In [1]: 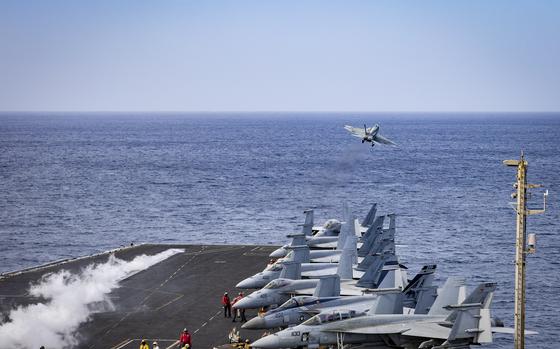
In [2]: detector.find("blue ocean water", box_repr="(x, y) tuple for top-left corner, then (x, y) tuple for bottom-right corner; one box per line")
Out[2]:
(0, 112), (558, 347)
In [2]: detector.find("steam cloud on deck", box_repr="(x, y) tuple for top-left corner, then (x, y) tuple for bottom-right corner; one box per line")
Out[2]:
(0, 248), (183, 349)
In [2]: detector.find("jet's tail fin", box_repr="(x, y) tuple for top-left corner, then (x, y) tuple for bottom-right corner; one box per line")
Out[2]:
(444, 283), (497, 344)
(369, 289), (403, 315)
(446, 282), (496, 322)
(336, 237), (357, 280)
(279, 261), (301, 280)
(355, 252), (388, 288)
(383, 213), (396, 241)
(401, 264), (437, 312)
(337, 204), (356, 250)
(269, 233), (306, 258)
(356, 251), (377, 271)
(287, 233), (306, 247)
(358, 216), (384, 257)
(313, 275), (341, 297)
(427, 277), (466, 316)
(285, 245), (310, 263)
(301, 209), (314, 236)
(361, 203), (377, 227)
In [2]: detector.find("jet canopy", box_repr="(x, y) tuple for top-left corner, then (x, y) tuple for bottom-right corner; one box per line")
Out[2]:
(264, 262), (283, 272)
(323, 219), (341, 232)
(302, 310), (364, 326)
(264, 279), (291, 289)
(275, 296), (317, 311)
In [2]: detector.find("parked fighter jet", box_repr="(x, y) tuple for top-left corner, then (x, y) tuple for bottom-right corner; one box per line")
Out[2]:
(344, 123), (397, 147)
(233, 251), (405, 310)
(242, 265), (437, 330)
(251, 280), (517, 349)
(269, 204), (383, 259)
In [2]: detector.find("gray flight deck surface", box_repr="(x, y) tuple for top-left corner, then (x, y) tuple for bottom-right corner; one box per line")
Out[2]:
(0, 244), (277, 349)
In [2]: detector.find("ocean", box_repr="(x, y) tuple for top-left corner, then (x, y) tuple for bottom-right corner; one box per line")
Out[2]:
(0, 112), (558, 347)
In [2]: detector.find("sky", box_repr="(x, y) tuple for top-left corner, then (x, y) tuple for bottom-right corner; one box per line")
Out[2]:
(0, 0), (559, 112)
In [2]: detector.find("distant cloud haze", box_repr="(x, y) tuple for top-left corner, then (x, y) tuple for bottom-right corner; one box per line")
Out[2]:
(0, 0), (559, 112)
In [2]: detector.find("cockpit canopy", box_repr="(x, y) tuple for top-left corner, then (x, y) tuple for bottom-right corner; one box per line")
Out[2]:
(263, 279), (291, 289)
(275, 296), (317, 311)
(302, 310), (364, 326)
(323, 219), (341, 232)
(264, 262), (284, 272)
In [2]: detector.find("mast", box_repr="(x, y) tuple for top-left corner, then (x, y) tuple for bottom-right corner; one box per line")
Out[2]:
(503, 152), (547, 349)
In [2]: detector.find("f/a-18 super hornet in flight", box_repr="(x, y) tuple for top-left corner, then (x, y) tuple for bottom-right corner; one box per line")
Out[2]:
(344, 123), (397, 147)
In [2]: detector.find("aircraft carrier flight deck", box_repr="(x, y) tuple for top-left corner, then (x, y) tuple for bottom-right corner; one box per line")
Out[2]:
(0, 244), (276, 349)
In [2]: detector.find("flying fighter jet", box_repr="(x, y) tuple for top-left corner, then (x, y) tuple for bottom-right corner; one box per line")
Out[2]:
(344, 123), (397, 147)
(251, 279), (523, 349)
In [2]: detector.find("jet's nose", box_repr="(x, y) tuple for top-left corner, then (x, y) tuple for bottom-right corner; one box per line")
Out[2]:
(269, 246), (288, 258)
(251, 334), (282, 349)
(236, 277), (260, 289)
(233, 295), (261, 309)
(241, 316), (266, 330)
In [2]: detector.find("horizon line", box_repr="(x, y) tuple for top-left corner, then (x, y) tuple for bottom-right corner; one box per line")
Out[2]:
(1, 110), (559, 114)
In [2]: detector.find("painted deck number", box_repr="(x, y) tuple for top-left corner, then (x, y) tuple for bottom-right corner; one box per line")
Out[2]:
(291, 331), (300, 336)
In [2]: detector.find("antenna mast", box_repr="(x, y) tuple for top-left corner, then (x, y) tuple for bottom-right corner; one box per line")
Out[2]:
(503, 152), (547, 349)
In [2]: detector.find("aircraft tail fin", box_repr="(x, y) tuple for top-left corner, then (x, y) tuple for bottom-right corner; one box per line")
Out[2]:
(356, 251), (377, 271)
(383, 214), (396, 241)
(361, 203), (377, 227)
(358, 216), (384, 257)
(337, 204), (355, 250)
(301, 209), (314, 236)
(355, 252), (387, 288)
(427, 277), (465, 316)
(287, 233), (306, 247)
(279, 261), (301, 280)
(369, 289), (403, 314)
(446, 282), (496, 322)
(336, 237), (356, 280)
(401, 264), (437, 312)
(313, 275), (341, 297)
(285, 245), (310, 263)
(444, 283), (497, 344)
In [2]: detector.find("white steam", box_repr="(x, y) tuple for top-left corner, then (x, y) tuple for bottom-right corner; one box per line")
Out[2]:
(0, 248), (183, 349)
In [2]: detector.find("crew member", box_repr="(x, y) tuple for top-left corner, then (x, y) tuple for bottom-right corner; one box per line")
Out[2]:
(139, 339), (150, 349)
(222, 292), (232, 318)
(179, 328), (192, 348)
(232, 292), (247, 322)
(152, 342), (160, 349)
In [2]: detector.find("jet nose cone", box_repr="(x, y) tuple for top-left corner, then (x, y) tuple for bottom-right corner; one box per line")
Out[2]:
(251, 334), (281, 349)
(232, 296), (254, 309)
(242, 316), (266, 330)
(236, 277), (256, 289)
(269, 246), (288, 258)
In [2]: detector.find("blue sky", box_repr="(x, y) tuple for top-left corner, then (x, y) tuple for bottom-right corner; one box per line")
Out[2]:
(0, 1), (559, 112)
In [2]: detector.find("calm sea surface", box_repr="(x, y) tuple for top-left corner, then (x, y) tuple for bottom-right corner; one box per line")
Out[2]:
(0, 112), (558, 347)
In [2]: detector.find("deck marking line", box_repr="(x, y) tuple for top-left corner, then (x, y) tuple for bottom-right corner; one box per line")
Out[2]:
(111, 338), (133, 349)
(165, 341), (180, 349)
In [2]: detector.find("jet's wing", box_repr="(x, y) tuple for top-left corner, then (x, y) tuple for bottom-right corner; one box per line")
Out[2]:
(373, 134), (397, 146)
(400, 322), (450, 339)
(324, 323), (410, 335)
(491, 327), (538, 335)
(344, 125), (366, 138)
